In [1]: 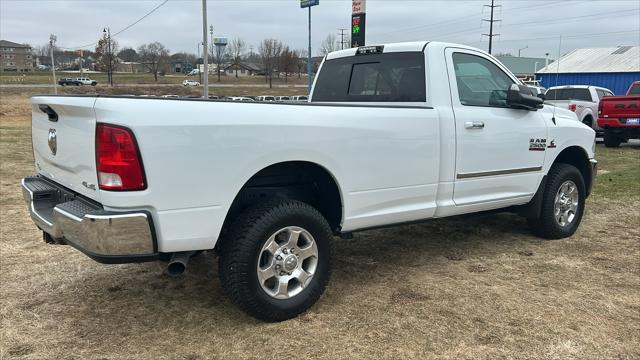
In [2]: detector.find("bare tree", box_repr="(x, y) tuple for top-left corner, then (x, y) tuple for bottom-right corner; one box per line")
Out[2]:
(320, 34), (339, 56)
(213, 44), (228, 82)
(279, 46), (297, 83)
(229, 38), (246, 78)
(295, 49), (307, 79)
(117, 48), (138, 62)
(259, 39), (283, 89)
(94, 35), (119, 73)
(138, 42), (169, 81)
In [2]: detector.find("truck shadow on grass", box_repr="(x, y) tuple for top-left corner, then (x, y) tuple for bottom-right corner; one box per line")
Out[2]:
(53, 211), (537, 324)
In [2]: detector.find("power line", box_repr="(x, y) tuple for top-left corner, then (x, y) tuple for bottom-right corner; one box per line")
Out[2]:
(482, 0), (501, 54)
(58, 0), (170, 50)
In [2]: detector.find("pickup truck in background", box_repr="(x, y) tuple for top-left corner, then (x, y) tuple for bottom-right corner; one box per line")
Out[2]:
(23, 42), (597, 321)
(76, 77), (98, 86)
(545, 85), (615, 133)
(57, 78), (82, 86)
(597, 81), (640, 147)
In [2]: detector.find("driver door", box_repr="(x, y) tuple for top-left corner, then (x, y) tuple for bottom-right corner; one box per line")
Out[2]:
(445, 48), (548, 206)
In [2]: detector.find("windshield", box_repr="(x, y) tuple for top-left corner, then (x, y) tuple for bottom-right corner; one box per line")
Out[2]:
(629, 84), (640, 95)
(545, 88), (592, 102)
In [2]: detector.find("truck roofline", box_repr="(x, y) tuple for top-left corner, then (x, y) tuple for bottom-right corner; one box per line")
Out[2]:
(325, 41), (492, 60)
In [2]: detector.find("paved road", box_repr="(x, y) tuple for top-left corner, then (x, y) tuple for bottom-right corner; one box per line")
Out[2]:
(0, 83), (308, 88)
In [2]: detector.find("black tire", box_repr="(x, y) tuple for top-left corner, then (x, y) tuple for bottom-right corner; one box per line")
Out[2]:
(527, 163), (586, 239)
(582, 116), (593, 129)
(218, 199), (335, 322)
(603, 130), (622, 148)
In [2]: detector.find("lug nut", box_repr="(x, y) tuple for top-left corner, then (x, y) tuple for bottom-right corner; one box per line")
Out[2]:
(276, 255), (282, 260)
(283, 249), (288, 254)
(290, 248), (294, 253)
(280, 271), (286, 276)
(275, 264), (281, 269)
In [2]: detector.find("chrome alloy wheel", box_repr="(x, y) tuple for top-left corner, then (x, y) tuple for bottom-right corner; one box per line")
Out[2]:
(554, 180), (579, 227)
(256, 226), (319, 299)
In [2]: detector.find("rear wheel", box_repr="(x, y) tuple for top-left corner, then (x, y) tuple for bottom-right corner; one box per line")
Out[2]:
(527, 163), (586, 239)
(603, 129), (622, 148)
(582, 116), (593, 129)
(218, 199), (335, 322)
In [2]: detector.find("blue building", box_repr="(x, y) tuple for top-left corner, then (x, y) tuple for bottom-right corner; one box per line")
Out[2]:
(536, 46), (640, 95)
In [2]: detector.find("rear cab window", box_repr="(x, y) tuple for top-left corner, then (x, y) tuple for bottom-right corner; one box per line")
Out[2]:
(545, 88), (593, 102)
(312, 52), (426, 102)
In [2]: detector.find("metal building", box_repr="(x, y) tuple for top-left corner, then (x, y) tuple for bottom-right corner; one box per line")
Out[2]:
(536, 46), (640, 95)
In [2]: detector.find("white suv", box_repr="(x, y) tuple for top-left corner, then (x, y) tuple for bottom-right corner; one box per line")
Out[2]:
(545, 85), (614, 132)
(75, 78), (97, 86)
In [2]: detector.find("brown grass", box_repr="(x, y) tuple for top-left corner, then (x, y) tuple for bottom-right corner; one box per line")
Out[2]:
(1, 93), (639, 359)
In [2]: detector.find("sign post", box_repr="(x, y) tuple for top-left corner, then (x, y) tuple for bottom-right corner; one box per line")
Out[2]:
(300, 0), (319, 94)
(351, 0), (366, 48)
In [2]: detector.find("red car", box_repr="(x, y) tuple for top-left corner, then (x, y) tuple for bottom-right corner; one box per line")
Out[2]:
(597, 81), (640, 147)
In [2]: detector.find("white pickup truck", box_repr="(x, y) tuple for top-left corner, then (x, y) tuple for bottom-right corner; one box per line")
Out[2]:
(545, 85), (614, 132)
(23, 42), (596, 321)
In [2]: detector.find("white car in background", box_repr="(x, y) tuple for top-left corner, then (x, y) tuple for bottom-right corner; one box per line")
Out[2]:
(228, 96), (254, 101)
(256, 96), (276, 101)
(545, 85), (614, 132)
(182, 80), (200, 86)
(527, 85), (546, 97)
(291, 96), (309, 102)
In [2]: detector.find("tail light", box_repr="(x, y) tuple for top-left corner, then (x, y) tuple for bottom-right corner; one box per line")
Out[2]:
(598, 100), (603, 116)
(568, 103), (577, 112)
(96, 124), (146, 191)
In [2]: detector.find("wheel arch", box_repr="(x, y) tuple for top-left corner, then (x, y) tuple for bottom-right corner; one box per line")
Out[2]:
(218, 161), (344, 248)
(549, 145), (593, 197)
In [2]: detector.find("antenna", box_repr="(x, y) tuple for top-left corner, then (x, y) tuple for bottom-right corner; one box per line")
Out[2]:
(551, 36), (562, 125)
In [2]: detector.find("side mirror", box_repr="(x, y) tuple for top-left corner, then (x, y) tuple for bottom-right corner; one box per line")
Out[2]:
(507, 84), (544, 110)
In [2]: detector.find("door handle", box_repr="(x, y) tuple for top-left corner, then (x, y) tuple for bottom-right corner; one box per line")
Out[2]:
(464, 121), (485, 129)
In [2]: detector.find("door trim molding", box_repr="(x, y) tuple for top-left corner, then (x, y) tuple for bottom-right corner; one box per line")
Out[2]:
(457, 166), (542, 179)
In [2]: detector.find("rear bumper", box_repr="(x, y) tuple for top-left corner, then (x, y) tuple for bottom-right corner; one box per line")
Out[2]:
(22, 176), (158, 264)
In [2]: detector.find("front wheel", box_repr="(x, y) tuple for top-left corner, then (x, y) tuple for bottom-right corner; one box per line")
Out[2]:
(527, 163), (586, 239)
(218, 199), (335, 322)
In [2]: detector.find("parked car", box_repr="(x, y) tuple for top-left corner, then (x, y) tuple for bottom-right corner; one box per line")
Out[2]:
(76, 77), (97, 86)
(545, 85), (614, 132)
(188, 69), (200, 76)
(24, 41), (596, 322)
(275, 96), (291, 101)
(256, 96), (276, 101)
(597, 81), (640, 147)
(57, 78), (81, 86)
(527, 85), (546, 97)
(291, 96), (309, 102)
(228, 96), (254, 101)
(182, 80), (200, 86)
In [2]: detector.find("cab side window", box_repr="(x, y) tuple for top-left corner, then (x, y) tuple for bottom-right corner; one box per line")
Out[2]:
(452, 52), (515, 108)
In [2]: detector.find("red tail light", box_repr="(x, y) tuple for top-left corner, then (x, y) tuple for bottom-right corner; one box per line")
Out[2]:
(96, 124), (146, 191)
(598, 100), (603, 116)
(568, 103), (577, 112)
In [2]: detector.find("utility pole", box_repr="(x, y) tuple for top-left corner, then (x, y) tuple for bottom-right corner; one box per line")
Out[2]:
(482, 0), (501, 55)
(103, 28), (113, 86)
(49, 34), (57, 95)
(202, 0), (209, 98)
(338, 28), (348, 50)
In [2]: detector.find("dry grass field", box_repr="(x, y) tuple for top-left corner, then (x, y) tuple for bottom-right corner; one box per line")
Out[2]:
(1, 88), (639, 359)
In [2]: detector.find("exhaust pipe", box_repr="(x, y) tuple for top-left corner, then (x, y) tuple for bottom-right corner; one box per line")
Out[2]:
(167, 251), (196, 277)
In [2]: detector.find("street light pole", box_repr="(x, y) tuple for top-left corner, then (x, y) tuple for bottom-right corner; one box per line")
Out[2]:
(307, 6), (312, 94)
(103, 28), (113, 86)
(518, 45), (528, 57)
(197, 42), (202, 84)
(49, 34), (57, 95)
(201, 0), (209, 98)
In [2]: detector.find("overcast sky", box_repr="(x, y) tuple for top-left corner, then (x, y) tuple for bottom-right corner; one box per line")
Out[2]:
(1, 0), (638, 58)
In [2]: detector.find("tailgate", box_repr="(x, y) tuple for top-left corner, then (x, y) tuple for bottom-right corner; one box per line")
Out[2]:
(30, 96), (100, 202)
(600, 96), (640, 119)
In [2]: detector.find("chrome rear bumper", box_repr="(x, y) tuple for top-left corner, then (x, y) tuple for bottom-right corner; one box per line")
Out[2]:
(22, 176), (158, 263)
